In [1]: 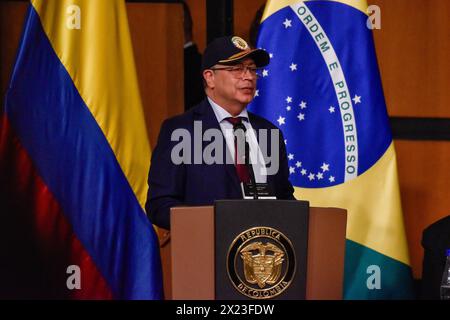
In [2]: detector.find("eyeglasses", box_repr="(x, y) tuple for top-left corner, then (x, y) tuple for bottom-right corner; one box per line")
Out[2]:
(210, 65), (262, 78)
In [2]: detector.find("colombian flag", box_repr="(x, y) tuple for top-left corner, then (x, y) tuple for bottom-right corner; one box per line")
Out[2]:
(249, 0), (414, 299)
(0, 0), (163, 299)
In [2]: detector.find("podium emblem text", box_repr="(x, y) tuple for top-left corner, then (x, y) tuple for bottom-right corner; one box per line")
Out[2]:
(227, 227), (296, 299)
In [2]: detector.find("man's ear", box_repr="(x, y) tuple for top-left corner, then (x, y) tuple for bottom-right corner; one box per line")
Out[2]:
(203, 70), (215, 89)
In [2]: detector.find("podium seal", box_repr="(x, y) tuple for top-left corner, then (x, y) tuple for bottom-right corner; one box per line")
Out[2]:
(227, 226), (296, 299)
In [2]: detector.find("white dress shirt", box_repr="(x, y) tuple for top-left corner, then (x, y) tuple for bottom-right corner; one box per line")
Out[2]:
(208, 97), (267, 183)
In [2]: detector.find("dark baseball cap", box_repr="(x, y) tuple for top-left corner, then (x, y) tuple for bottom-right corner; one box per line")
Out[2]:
(201, 36), (270, 71)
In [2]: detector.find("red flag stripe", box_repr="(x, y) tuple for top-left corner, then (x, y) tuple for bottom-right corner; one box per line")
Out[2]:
(1, 115), (113, 299)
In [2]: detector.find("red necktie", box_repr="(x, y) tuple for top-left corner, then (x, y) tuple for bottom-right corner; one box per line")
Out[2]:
(225, 117), (251, 183)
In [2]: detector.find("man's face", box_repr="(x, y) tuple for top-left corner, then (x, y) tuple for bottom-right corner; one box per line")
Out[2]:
(204, 58), (258, 112)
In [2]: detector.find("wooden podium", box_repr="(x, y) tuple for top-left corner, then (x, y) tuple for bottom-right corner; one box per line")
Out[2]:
(164, 200), (347, 300)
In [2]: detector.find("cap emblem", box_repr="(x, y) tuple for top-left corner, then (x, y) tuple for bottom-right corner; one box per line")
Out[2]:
(231, 36), (249, 50)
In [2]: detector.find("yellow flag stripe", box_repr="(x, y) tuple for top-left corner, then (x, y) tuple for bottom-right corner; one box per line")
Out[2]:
(31, 0), (150, 210)
(294, 143), (410, 265)
(262, 0), (368, 22)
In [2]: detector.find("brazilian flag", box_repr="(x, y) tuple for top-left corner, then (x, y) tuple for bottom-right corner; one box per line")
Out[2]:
(249, 0), (414, 299)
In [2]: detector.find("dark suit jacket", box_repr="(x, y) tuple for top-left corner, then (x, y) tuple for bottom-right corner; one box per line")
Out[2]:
(421, 215), (450, 299)
(145, 99), (295, 229)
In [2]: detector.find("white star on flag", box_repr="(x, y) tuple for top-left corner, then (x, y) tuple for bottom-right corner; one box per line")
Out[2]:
(301, 169), (307, 175)
(289, 167), (295, 174)
(352, 94), (361, 104)
(289, 63), (297, 71)
(283, 18), (292, 28)
(308, 173), (315, 181)
(329, 106), (335, 113)
(286, 96), (292, 103)
(288, 153), (294, 160)
(269, 53), (274, 58)
(317, 172), (324, 180)
(297, 113), (305, 121)
(295, 161), (302, 168)
(284, 139), (287, 145)
(321, 163), (330, 172)
(277, 116), (286, 126)
(286, 106), (291, 111)
(300, 101), (307, 109)
(329, 176), (335, 183)
(254, 89), (259, 97)
(262, 69), (269, 77)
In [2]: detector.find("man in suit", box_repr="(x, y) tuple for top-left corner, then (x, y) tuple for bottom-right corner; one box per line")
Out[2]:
(146, 36), (295, 230)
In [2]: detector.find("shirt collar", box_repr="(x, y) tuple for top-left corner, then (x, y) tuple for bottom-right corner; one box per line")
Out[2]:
(207, 97), (249, 124)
